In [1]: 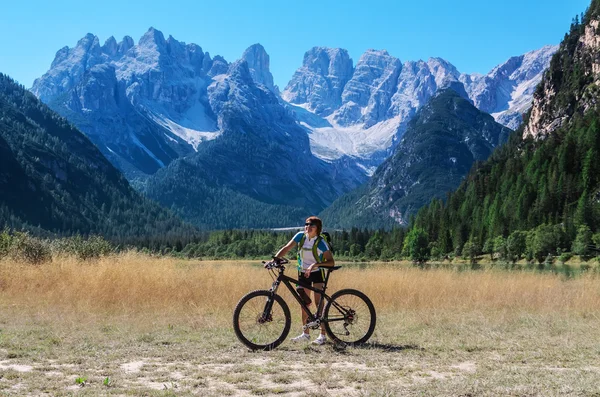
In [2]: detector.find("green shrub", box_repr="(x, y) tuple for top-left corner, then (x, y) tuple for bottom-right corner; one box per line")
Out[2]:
(402, 228), (430, 263)
(558, 252), (573, 264)
(52, 235), (114, 260)
(506, 231), (527, 262)
(10, 232), (52, 264)
(463, 238), (482, 264)
(0, 229), (11, 258)
(572, 225), (592, 256)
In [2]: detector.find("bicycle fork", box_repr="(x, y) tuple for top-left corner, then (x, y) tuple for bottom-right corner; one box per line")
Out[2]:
(259, 280), (282, 323)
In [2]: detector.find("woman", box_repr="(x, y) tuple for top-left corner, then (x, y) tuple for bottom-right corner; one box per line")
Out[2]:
(274, 216), (335, 345)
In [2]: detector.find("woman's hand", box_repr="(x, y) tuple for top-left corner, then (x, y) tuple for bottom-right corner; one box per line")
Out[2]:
(304, 263), (317, 277)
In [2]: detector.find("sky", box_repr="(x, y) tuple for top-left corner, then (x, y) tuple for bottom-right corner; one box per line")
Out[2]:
(0, 0), (591, 89)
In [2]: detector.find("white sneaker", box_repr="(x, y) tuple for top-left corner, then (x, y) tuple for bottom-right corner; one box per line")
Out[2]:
(312, 334), (327, 345)
(291, 333), (310, 342)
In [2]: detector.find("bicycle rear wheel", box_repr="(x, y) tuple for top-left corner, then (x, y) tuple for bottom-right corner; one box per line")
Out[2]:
(233, 290), (291, 350)
(323, 289), (376, 345)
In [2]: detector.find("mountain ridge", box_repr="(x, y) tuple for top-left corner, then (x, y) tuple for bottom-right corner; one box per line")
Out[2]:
(409, 0), (600, 257)
(0, 73), (196, 239)
(321, 89), (512, 229)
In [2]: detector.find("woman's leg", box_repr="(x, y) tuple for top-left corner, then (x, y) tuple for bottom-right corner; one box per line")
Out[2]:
(312, 282), (326, 335)
(300, 297), (309, 334)
(297, 273), (312, 334)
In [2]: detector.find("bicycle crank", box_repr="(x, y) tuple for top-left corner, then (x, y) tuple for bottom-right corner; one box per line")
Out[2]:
(303, 319), (321, 330)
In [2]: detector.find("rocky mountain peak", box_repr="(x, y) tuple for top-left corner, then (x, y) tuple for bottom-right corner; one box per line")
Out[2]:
(103, 36), (118, 56)
(76, 33), (99, 49)
(338, 49), (402, 126)
(117, 36), (134, 55)
(227, 59), (252, 82)
(139, 27), (166, 49)
(427, 57), (461, 87)
(50, 46), (70, 68)
(165, 35), (188, 61)
(209, 55), (229, 76)
(32, 33), (105, 102)
(304, 47), (353, 75)
(282, 47), (353, 115)
(241, 43), (276, 92)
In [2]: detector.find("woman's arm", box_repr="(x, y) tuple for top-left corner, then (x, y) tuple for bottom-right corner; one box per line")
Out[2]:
(274, 237), (297, 259)
(305, 250), (335, 276)
(318, 250), (335, 268)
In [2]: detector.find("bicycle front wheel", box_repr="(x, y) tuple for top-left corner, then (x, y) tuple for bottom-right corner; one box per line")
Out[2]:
(323, 289), (376, 345)
(233, 290), (291, 350)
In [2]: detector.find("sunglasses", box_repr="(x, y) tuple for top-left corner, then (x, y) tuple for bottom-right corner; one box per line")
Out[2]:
(304, 223), (317, 227)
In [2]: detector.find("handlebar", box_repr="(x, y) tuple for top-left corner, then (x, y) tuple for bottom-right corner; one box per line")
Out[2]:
(263, 256), (289, 269)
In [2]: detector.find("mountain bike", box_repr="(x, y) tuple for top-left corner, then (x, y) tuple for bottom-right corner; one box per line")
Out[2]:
(233, 257), (376, 350)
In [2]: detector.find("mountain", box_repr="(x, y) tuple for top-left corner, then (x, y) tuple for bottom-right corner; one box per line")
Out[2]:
(461, 45), (558, 130)
(284, 47), (555, 173)
(30, 29), (557, 229)
(0, 73), (195, 240)
(142, 60), (365, 229)
(321, 89), (511, 229)
(410, 1), (600, 255)
(33, 34), (556, 180)
(31, 28), (227, 179)
(30, 29), (368, 229)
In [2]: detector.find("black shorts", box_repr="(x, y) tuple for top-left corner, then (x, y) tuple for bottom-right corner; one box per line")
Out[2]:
(298, 269), (325, 286)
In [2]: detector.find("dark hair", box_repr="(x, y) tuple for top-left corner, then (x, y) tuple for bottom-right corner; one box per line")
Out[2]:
(306, 216), (322, 235)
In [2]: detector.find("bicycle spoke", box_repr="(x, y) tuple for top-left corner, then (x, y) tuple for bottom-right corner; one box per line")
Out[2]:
(324, 289), (376, 345)
(235, 292), (290, 348)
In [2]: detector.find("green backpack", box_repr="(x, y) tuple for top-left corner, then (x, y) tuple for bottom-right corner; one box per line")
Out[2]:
(296, 232), (334, 270)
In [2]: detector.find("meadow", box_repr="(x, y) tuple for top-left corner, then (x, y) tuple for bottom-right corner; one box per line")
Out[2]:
(0, 253), (599, 396)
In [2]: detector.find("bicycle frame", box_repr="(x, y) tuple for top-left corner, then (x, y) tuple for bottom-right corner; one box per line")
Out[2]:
(264, 266), (347, 330)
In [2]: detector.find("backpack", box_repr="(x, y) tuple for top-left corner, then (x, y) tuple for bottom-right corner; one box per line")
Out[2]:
(321, 231), (334, 254)
(297, 231), (334, 268)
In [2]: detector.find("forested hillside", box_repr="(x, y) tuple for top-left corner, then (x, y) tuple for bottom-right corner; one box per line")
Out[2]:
(321, 90), (511, 229)
(409, 2), (600, 261)
(0, 74), (197, 243)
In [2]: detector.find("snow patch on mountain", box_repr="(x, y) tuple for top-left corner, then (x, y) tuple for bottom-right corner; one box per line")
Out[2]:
(285, 45), (556, 166)
(129, 131), (165, 167)
(308, 116), (401, 162)
(146, 106), (220, 151)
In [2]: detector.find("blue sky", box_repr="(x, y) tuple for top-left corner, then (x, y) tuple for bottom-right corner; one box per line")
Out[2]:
(0, 0), (591, 89)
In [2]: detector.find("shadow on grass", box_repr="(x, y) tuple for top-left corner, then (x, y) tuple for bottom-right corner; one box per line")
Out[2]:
(333, 342), (424, 353)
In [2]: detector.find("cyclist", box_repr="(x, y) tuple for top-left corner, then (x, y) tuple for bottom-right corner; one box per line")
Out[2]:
(274, 216), (335, 345)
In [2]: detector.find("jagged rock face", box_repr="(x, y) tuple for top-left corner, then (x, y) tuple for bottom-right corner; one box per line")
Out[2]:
(34, 34), (104, 103)
(281, 47), (354, 115)
(241, 44), (277, 93)
(388, 60), (437, 120)
(145, 60), (367, 221)
(524, 18), (600, 139)
(287, 45), (555, 170)
(321, 90), (512, 228)
(337, 50), (402, 127)
(31, 28), (243, 176)
(292, 51), (471, 170)
(463, 45), (558, 131)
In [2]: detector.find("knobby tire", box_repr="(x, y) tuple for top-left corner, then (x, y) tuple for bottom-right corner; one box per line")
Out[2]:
(233, 290), (291, 350)
(323, 289), (376, 345)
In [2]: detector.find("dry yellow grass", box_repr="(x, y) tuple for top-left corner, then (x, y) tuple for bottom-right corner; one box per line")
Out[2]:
(1, 254), (600, 396)
(1, 253), (599, 317)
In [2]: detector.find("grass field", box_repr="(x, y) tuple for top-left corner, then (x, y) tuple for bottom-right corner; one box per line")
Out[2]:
(0, 253), (599, 396)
